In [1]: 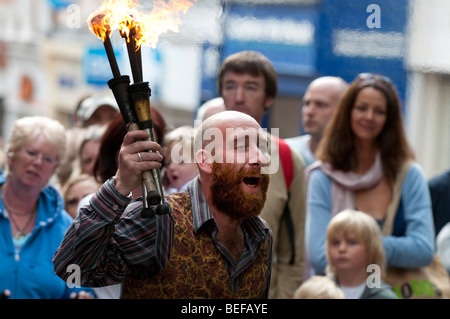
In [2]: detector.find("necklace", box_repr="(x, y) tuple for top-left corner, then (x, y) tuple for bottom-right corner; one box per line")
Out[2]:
(2, 194), (36, 240)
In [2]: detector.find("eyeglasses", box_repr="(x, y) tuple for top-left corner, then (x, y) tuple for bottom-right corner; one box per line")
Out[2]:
(356, 73), (393, 86)
(23, 148), (59, 166)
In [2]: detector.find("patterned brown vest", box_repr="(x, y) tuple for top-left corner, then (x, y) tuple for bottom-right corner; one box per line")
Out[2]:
(121, 192), (271, 299)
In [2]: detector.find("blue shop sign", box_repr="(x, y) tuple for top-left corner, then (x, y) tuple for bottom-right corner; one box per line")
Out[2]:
(48, 0), (75, 9)
(83, 46), (123, 86)
(317, 0), (409, 104)
(220, 3), (320, 96)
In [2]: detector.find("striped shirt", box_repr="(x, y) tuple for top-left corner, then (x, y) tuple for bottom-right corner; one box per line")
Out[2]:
(53, 177), (272, 295)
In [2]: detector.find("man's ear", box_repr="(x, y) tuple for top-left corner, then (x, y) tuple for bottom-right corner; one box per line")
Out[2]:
(263, 96), (275, 111)
(195, 149), (213, 174)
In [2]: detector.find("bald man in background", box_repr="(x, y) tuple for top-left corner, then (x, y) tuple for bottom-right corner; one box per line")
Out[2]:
(286, 76), (348, 167)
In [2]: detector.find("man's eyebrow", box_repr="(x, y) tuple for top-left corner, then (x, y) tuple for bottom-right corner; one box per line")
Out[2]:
(224, 79), (261, 86)
(244, 80), (262, 87)
(224, 79), (236, 85)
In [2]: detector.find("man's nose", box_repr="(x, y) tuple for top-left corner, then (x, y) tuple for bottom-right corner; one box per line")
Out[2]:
(248, 146), (270, 167)
(303, 104), (313, 115)
(235, 86), (245, 103)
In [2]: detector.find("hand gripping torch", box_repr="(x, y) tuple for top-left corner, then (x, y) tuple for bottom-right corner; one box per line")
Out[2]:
(108, 75), (169, 218)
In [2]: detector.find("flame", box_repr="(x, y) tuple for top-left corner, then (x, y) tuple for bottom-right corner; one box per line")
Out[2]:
(88, 0), (196, 49)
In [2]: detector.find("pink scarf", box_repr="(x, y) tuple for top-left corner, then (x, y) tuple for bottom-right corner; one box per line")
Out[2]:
(307, 152), (383, 217)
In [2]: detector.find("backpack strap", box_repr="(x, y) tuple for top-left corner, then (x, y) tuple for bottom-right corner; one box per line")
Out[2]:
(274, 136), (295, 265)
(381, 160), (413, 236)
(276, 137), (294, 190)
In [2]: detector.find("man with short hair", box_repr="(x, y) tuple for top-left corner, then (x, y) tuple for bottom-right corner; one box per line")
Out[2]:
(286, 76), (348, 166)
(218, 50), (307, 299)
(53, 110), (273, 299)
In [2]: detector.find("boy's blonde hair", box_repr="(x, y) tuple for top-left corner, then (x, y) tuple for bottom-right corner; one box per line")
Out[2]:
(293, 275), (345, 299)
(325, 209), (386, 275)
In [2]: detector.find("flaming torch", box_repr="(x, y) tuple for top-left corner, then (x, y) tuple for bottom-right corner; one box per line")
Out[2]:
(88, 0), (196, 218)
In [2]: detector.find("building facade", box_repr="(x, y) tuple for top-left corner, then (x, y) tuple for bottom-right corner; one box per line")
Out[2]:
(0, 0), (448, 177)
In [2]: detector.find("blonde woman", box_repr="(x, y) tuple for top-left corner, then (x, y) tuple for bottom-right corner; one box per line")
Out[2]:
(0, 116), (94, 299)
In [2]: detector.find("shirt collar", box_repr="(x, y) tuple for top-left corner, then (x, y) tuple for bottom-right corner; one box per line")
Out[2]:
(188, 176), (214, 234)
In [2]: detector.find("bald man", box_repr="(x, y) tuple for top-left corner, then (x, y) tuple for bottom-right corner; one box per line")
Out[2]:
(54, 111), (273, 299)
(195, 97), (226, 124)
(286, 76), (348, 166)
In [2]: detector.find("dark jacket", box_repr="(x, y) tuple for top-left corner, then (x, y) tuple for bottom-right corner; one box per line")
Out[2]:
(429, 169), (450, 236)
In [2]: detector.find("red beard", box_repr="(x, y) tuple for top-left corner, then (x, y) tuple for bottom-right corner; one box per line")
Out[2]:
(210, 162), (270, 222)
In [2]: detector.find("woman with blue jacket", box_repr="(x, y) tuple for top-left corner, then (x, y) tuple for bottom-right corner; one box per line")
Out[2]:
(0, 116), (94, 299)
(305, 73), (434, 278)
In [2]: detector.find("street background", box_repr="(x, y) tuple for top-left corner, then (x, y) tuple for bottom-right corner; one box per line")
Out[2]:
(0, 0), (448, 178)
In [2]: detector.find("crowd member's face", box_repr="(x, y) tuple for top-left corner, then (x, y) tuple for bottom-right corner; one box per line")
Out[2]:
(351, 87), (387, 144)
(80, 140), (100, 176)
(9, 134), (59, 190)
(221, 71), (273, 124)
(208, 116), (270, 221)
(65, 179), (99, 218)
(302, 82), (342, 140)
(328, 233), (368, 275)
(165, 143), (198, 191)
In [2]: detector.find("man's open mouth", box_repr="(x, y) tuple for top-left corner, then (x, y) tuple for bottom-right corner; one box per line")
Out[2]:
(243, 177), (260, 188)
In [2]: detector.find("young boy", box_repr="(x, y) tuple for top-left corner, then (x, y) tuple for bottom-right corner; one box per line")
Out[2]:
(325, 209), (398, 299)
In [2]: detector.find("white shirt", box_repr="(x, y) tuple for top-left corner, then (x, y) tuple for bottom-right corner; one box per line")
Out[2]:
(285, 134), (315, 167)
(340, 282), (366, 299)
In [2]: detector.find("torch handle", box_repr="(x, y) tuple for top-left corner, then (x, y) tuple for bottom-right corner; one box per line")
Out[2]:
(127, 123), (162, 208)
(129, 82), (167, 208)
(108, 76), (166, 218)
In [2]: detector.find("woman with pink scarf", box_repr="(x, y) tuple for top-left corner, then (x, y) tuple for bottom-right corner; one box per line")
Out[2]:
(305, 73), (434, 277)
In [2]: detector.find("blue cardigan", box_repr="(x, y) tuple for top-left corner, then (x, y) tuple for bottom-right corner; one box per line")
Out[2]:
(0, 175), (94, 299)
(305, 162), (435, 276)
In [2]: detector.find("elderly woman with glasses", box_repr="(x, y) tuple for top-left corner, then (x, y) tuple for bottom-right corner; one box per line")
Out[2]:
(304, 73), (434, 279)
(0, 116), (95, 299)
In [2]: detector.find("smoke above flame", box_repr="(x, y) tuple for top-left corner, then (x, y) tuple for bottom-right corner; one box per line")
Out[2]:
(88, 0), (196, 49)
